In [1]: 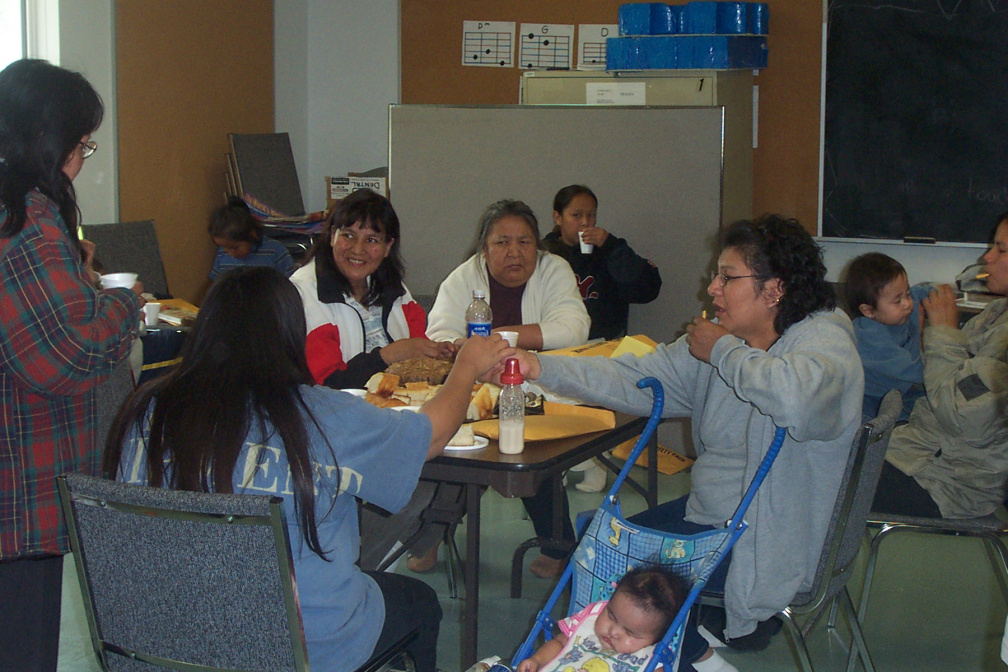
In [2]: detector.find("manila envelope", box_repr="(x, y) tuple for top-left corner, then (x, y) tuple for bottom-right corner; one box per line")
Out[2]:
(470, 401), (615, 441)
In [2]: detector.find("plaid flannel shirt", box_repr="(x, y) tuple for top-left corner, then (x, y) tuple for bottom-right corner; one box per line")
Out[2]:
(0, 190), (139, 558)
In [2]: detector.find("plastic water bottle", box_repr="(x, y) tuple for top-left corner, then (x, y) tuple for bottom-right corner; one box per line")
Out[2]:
(466, 289), (492, 337)
(498, 358), (525, 455)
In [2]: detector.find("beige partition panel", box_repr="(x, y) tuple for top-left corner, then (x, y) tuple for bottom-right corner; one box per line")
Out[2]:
(389, 104), (724, 343)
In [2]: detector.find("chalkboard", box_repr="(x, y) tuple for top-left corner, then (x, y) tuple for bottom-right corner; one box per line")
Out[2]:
(389, 105), (726, 342)
(822, 0), (1008, 243)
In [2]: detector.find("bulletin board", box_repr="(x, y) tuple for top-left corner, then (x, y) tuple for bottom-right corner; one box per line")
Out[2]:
(822, 0), (1008, 243)
(389, 105), (726, 343)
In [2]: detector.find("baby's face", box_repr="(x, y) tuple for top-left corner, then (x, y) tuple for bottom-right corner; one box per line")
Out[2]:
(593, 591), (663, 655)
(863, 274), (913, 326)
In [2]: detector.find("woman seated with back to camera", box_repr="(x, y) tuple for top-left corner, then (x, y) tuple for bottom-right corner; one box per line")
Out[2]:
(424, 198), (590, 578)
(104, 266), (509, 672)
(290, 189), (457, 571)
(491, 215), (863, 671)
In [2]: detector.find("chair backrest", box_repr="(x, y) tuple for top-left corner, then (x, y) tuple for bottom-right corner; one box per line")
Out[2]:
(790, 389), (902, 611)
(93, 358), (134, 450)
(229, 133), (305, 217)
(57, 473), (309, 672)
(81, 220), (170, 298)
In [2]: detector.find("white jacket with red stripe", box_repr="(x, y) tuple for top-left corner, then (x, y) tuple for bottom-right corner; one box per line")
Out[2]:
(290, 259), (427, 389)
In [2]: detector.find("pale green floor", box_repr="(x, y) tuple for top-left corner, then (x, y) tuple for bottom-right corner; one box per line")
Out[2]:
(58, 465), (1008, 672)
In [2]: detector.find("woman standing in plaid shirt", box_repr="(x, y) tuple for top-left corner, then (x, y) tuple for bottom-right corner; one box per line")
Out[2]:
(0, 60), (142, 671)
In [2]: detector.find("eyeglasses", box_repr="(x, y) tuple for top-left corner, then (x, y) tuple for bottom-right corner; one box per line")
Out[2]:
(710, 270), (758, 288)
(79, 140), (97, 160)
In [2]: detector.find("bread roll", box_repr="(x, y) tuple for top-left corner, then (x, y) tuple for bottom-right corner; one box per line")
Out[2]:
(447, 424), (475, 447)
(466, 383), (501, 421)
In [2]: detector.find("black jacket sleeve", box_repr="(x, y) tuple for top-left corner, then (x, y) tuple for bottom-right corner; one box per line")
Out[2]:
(322, 348), (387, 390)
(601, 235), (663, 304)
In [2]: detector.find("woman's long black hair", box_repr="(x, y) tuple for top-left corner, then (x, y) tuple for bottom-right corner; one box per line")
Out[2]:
(723, 214), (836, 335)
(103, 267), (334, 558)
(0, 59), (103, 240)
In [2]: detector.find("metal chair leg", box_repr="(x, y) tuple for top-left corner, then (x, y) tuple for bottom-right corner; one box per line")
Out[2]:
(983, 535), (1008, 605)
(779, 610), (815, 672)
(826, 597), (840, 629)
(846, 524), (894, 672)
(445, 530), (462, 600)
(838, 586), (876, 672)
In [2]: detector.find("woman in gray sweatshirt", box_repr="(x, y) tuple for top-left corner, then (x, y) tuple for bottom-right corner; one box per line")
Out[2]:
(497, 215), (863, 672)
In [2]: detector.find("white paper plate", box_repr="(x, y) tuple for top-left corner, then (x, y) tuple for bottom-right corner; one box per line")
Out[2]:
(444, 435), (489, 451)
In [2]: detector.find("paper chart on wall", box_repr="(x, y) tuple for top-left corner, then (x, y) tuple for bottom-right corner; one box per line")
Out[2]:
(518, 23), (574, 70)
(577, 24), (618, 70)
(462, 21), (516, 67)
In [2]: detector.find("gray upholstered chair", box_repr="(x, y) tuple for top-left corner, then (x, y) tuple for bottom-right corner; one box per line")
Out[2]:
(81, 220), (170, 298)
(57, 473), (415, 672)
(699, 389), (902, 672)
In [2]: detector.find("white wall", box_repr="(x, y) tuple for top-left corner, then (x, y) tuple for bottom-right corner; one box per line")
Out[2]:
(819, 238), (985, 286)
(274, 0), (309, 211)
(56, 0), (117, 225)
(275, 0), (400, 213)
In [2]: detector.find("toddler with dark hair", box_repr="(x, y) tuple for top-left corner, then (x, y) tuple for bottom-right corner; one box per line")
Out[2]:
(845, 252), (930, 421)
(208, 197), (296, 280)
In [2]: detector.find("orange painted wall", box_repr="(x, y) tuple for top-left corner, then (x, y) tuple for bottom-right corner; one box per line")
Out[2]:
(116, 0), (274, 304)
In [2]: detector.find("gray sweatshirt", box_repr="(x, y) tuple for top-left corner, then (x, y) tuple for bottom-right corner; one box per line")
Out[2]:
(537, 308), (863, 638)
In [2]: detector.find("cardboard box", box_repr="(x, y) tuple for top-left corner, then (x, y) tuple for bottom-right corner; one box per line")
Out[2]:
(325, 171), (389, 207)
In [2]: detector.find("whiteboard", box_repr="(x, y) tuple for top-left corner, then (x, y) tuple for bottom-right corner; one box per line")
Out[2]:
(388, 104), (725, 343)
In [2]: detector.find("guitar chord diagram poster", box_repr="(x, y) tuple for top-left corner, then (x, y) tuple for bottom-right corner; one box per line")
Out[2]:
(462, 21), (515, 67)
(518, 23), (574, 69)
(578, 24), (617, 70)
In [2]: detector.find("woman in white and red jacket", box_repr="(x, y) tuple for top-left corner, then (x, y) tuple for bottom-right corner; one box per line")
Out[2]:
(291, 189), (458, 572)
(291, 189), (453, 391)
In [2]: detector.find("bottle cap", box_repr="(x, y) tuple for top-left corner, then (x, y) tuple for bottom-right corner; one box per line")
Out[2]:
(500, 357), (523, 385)
(473, 289), (486, 299)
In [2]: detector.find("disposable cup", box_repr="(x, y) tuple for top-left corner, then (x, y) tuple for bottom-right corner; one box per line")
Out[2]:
(100, 272), (138, 289)
(497, 330), (518, 347)
(578, 231), (593, 254)
(142, 302), (161, 328)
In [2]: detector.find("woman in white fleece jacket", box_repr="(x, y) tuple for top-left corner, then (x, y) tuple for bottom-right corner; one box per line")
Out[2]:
(421, 199), (589, 578)
(426, 201), (589, 351)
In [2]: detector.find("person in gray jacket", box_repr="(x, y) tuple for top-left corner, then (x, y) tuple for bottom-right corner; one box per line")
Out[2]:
(494, 215), (863, 672)
(874, 212), (1008, 519)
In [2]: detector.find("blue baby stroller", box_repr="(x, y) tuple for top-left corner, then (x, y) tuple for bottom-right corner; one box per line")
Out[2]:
(511, 377), (786, 672)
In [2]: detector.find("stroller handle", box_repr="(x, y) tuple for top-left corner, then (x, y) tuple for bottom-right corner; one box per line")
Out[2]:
(608, 377), (665, 498)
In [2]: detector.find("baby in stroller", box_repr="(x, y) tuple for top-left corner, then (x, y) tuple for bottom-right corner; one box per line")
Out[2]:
(517, 566), (688, 672)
